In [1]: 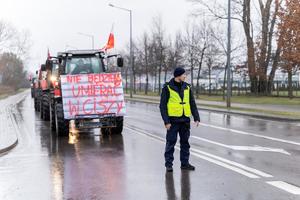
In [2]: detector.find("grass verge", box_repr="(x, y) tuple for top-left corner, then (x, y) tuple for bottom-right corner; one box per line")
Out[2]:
(125, 91), (300, 106)
(0, 86), (28, 100)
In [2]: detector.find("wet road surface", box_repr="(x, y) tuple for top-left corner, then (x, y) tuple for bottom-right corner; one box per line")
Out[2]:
(1, 91), (300, 199)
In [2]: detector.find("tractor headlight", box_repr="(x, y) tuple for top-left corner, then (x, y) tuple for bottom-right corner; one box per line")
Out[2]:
(50, 76), (57, 82)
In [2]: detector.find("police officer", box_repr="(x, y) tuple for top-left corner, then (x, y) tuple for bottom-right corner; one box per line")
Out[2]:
(160, 67), (200, 172)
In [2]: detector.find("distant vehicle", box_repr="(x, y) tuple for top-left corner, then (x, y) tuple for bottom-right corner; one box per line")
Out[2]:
(33, 68), (42, 112)
(35, 58), (60, 124)
(30, 77), (37, 98)
(33, 64), (49, 120)
(38, 50), (125, 136)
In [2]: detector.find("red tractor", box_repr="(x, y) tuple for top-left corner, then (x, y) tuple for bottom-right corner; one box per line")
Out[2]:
(41, 50), (125, 136)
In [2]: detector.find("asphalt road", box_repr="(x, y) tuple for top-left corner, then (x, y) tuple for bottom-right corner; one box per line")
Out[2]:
(1, 92), (300, 200)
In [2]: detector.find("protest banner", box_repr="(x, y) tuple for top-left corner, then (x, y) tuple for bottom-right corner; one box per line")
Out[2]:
(61, 72), (126, 119)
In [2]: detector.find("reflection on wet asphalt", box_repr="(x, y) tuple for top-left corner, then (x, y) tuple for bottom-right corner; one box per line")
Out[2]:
(1, 92), (300, 199)
(165, 171), (191, 200)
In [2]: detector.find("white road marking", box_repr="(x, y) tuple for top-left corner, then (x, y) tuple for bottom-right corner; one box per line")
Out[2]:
(189, 148), (273, 178)
(192, 136), (291, 155)
(124, 115), (134, 118)
(189, 151), (259, 179)
(126, 113), (300, 147)
(124, 125), (273, 179)
(2, 153), (48, 159)
(267, 181), (300, 195)
(200, 123), (300, 147)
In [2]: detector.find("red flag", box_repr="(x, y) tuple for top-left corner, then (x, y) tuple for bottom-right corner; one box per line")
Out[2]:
(101, 25), (115, 51)
(105, 33), (114, 50)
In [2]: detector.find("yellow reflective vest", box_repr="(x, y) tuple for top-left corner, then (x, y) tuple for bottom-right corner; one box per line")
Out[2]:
(167, 85), (191, 117)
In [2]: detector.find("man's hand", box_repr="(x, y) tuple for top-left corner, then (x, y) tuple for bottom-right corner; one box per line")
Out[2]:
(165, 123), (171, 130)
(194, 121), (200, 127)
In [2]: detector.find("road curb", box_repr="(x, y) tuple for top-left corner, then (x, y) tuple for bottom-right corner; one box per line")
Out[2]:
(125, 97), (300, 122)
(0, 91), (28, 155)
(197, 106), (300, 122)
(0, 139), (18, 155)
(0, 111), (20, 155)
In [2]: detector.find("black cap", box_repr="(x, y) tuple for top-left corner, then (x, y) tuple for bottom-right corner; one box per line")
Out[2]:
(173, 67), (185, 77)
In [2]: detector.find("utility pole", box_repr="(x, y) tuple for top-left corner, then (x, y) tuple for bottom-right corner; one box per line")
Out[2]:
(109, 4), (133, 98)
(226, 0), (232, 108)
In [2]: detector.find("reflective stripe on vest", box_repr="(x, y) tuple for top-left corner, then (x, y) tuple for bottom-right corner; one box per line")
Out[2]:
(167, 85), (191, 117)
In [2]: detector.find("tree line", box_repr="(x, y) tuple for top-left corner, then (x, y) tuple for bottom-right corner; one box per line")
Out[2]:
(0, 20), (31, 90)
(118, 0), (300, 98)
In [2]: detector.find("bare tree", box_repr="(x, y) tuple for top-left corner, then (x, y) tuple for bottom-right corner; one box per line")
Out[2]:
(119, 50), (130, 93)
(192, 20), (210, 98)
(0, 53), (28, 89)
(183, 20), (198, 89)
(182, 19), (219, 97)
(204, 37), (222, 96)
(209, 21), (245, 99)
(0, 21), (16, 53)
(0, 20), (32, 89)
(188, 0), (283, 95)
(132, 48), (137, 94)
(134, 45), (144, 93)
(164, 38), (172, 84)
(277, 0), (300, 98)
(141, 32), (150, 94)
(13, 30), (32, 61)
(165, 32), (185, 82)
(152, 15), (167, 95)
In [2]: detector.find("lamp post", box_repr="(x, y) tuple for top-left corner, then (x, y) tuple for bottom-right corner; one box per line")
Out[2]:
(78, 32), (95, 49)
(109, 3), (133, 98)
(226, 0), (232, 108)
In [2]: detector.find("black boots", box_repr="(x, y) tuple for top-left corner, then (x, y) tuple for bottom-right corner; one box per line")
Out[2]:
(166, 167), (173, 172)
(166, 164), (195, 172)
(180, 164), (195, 171)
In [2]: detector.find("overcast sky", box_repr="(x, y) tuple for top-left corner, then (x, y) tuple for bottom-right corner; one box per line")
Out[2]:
(0, 0), (200, 72)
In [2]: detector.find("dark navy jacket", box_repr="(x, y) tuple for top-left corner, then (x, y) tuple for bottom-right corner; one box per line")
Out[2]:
(159, 78), (200, 125)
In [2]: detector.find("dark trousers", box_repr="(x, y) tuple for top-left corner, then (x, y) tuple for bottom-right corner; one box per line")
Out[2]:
(164, 122), (190, 167)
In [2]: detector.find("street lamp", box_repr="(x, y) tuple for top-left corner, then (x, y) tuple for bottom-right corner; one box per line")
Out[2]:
(226, 0), (232, 108)
(109, 3), (133, 98)
(77, 32), (95, 49)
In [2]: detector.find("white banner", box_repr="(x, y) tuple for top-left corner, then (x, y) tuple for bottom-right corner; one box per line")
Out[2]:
(61, 72), (126, 119)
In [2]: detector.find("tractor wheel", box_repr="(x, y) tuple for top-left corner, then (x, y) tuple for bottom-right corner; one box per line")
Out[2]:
(42, 94), (50, 121)
(49, 101), (56, 131)
(55, 103), (69, 136)
(111, 117), (123, 135)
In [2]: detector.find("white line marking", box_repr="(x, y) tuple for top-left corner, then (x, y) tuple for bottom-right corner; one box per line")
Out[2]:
(192, 136), (291, 155)
(189, 151), (259, 179)
(124, 125), (273, 178)
(124, 126), (259, 178)
(189, 148), (272, 178)
(200, 123), (300, 147)
(126, 113), (300, 147)
(267, 181), (300, 195)
(2, 153), (48, 159)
